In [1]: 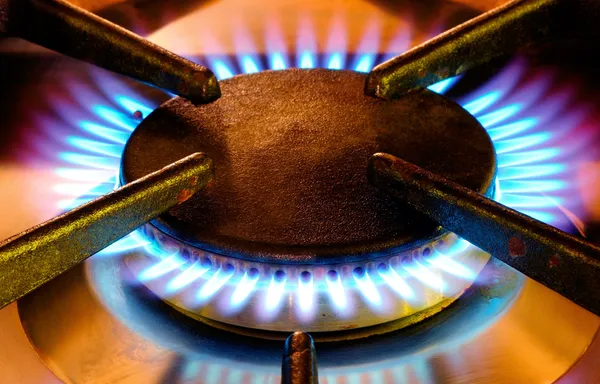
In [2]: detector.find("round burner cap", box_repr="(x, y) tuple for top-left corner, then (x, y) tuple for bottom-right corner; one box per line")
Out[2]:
(121, 69), (495, 263)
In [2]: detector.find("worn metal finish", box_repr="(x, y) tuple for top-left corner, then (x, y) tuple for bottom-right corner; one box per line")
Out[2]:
(18, 254), (600, 383)
(0, 0), (220, 104)
(0, 0), (598, 381)
(368, 153), (600, 316)
(364, 0), (589, 99)
(122, 69), (496, 263)
(0, 153), (213, 309)
(281, 332), (318, 384)
(136, 222), (461, 280)
(124, 242), (491, 333)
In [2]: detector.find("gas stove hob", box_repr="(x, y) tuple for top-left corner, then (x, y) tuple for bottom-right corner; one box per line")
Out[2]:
(1, 0), (600, 383)
(121, 68), (496, 335)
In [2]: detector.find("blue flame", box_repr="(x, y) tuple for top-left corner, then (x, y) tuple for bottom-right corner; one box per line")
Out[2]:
(58, 152), (118, 170)
(44, 39), (596, 321)
(271, 53), (287, 70)
(114, 97), (154, 118)
(230, 272), (259, 309)
(487, 118), (538, 141)
(327, 53), (344, 70)
(427, 76), (460, 94)
(326, 273), (348, 310)
(426, 253), (475, 280)
(66, 137), (123, 157)
(93, 106), (136, 131)
(197, 267), (234, 303)
(354, 54), (375, 72)
(265, 275), (286, 313)
(353, 269), (382, 306)
(378, 265), (415, 300)
(138, 254), (185, 281)
(241, 56), (261, 74)
(298, 274), (315, 315)
(462, 91), (502, 115)
(79, 122), (130, 144)
(477, 104), (522, 127)
(166, 262), (208, 293)
(404, 261), (447, 291)
(353, 19), (380, 73)
(211, 60), (234, 79)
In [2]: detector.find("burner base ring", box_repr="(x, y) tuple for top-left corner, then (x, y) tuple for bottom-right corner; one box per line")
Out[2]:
(123, 239), (491, 333)
(158, 289), (462, 342)
(121, 68), (496, 333)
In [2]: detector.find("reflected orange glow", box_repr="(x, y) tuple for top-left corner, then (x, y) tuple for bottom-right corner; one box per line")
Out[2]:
(578, 161), (600, 221)
(146, 0), (457, 56)
(0, 167), (63, 240)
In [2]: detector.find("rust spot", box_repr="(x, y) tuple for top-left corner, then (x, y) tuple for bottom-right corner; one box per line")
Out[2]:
(195, 70), (211, 84)
(178, 78), (189, 94)
(418, 69), (427, 78)
(394, 161), (418, 183)
(177, 189), (193, 203)
(189, 175), (199, 187)
(133, 110), (143, 121)
(549, 254), (561, 268)
(508, 236), (526, 258)
(419, 172), (434, 189)
(206, 178), (216, 189)
(437, 68), (450, 78)
(397, 167), (412, 182)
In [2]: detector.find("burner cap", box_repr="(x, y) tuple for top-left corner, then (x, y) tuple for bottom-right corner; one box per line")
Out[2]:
(121, 69), (495, 263)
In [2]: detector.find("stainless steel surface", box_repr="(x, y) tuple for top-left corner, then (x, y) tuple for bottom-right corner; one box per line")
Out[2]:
(13, 254), (600, 383)
(0, 171), (64, 383)
(0, 0), (599, 382)
(124, 234), (492, 335)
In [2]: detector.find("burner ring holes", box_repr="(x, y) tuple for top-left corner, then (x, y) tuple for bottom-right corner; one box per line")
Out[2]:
(201, 256), (212, 269)
(248, 267), (260, 279)
(377, 263), (389, 273)
(353, 267), (365, 278)
(422, 247), (432, 258)
(300, 271), (312, 283)
(274, 270), (286, 282)
(222, 263), (235, 274)
(180, 249), (192, 261)
(400, 256), (412, 267)
(326, 270), (338, 281)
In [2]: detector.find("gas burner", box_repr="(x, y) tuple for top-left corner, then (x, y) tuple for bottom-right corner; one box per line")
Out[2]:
(120, 68), (495, 333)
(2, 0), (600, 382)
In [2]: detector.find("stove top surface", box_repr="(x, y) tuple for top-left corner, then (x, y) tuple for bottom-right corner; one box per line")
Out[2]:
(1, 0), (600, 383)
